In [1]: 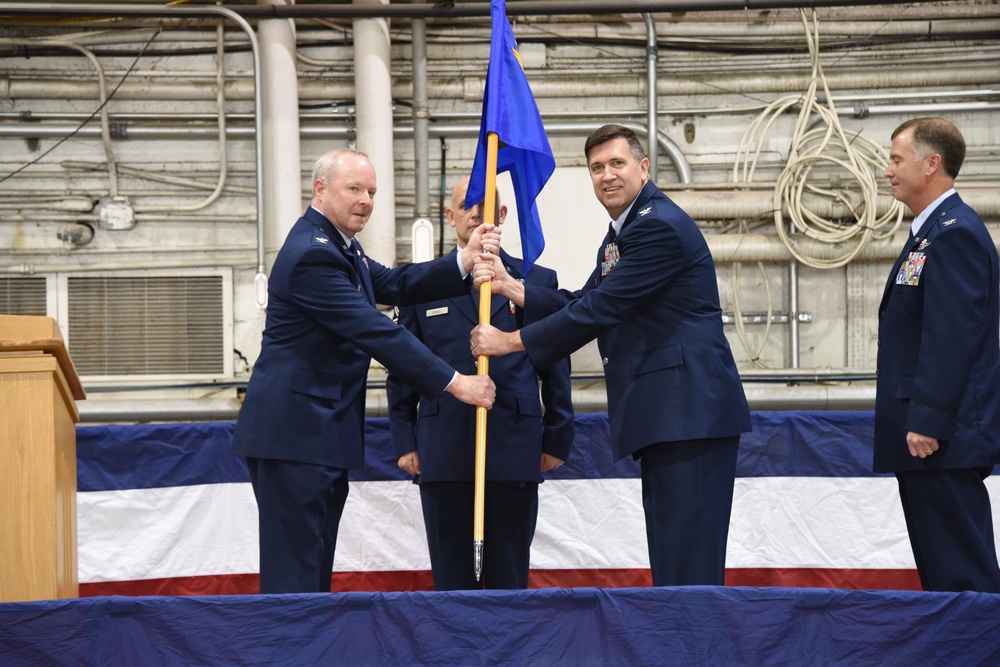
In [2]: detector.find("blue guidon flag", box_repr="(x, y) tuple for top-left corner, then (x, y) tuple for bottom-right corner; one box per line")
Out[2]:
(467, 0), (555, 276)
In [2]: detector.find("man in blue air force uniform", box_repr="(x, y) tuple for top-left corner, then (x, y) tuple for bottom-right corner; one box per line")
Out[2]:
(471, 125), (751, 587)
(232, 148), (497, 594)
(387, 176), (574, 590)
(875, 117), (1000, 592)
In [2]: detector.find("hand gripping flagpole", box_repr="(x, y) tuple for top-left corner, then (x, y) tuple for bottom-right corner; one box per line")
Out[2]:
(474, 132), (500, 582)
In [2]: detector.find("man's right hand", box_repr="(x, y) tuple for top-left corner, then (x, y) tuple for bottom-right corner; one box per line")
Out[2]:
(446, 373), (496, 408)
(473, 252), (524, 307)
(398, 451), (421, 476)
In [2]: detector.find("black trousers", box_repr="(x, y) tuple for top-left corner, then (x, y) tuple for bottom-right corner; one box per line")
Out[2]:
(246, 457), (349, 594)
(638, 436), (740, 587)
(896, 467), (1000, 593)
(419, 481), (539, 591)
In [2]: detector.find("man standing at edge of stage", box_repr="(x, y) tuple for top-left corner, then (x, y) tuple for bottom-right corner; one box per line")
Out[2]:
(232, 147), (497, 594)
(387, 176), (574, 590)
(470, 124), (751, 587)
(875, 117), (1000, 592)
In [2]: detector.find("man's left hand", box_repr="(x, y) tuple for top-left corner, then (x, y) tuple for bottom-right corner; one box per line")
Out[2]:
(907, 431), (939, 459)
(541, 453), (564, 472)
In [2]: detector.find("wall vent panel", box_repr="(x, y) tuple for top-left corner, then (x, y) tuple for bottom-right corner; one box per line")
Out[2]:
(0, 277), (47, 316)
(67, 275), (225, 376)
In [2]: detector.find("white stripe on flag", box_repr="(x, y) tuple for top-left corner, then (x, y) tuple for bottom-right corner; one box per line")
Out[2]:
(77, 478), (1000, 583)
(77, 483), (259, 583)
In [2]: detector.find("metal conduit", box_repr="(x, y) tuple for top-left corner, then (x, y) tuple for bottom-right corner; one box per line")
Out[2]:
(79, 369), (875, 423)
(9, 95), (1000, 185)
(210, 0), (949, 19)
(76, 380), (877, 422)
(643, 13), (658, 184)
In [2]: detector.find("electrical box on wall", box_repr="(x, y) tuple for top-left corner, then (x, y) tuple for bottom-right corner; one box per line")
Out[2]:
(98, 196), (136, 230)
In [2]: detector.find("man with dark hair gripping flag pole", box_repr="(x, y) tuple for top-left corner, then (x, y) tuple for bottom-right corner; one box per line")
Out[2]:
(466, 0), (557, 581)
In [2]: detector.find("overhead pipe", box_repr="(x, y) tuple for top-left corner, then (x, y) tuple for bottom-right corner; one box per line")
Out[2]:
(12, 95), (1000, 186)
(5, 98), (1000, 141)
(2, 256), (254, 275)
(11, 215), (1000, 266)
(6, 70), (1000, 105)
(210, 0), (952, 20)
(704, 227), (1000, 263)
(75, 379), (877, 422)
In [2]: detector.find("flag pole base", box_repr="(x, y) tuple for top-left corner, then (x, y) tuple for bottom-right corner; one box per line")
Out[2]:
(474, 540), (484, 582)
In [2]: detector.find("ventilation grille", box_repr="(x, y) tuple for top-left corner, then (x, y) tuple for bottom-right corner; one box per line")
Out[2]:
(0, 277), (47, 316)
(67, 275), (225, 376)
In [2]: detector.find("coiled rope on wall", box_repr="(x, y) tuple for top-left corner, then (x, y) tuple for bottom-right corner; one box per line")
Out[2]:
(727, 9), (905, 367)
(736, 9), (904, 271)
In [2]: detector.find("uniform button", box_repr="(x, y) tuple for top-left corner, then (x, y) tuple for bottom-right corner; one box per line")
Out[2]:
(602, 357), (609, 366)
(878, 310), (885, 320)
(875, 369), (880, 377)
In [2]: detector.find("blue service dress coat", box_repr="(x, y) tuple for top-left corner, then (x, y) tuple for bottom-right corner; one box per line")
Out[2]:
(387, 249), (574, 483)
(874, 192), (1000, 473)
(232, 206), (469, 470)
(519, 181), (751, 459)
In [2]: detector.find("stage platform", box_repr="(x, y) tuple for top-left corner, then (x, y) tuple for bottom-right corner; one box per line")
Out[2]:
(3, 586), (1000, 665)
(3, 411), (1000, 664)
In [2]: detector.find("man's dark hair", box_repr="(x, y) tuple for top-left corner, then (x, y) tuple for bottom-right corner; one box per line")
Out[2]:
(585, 124), (646, 163)
(891, 117), (966, 179)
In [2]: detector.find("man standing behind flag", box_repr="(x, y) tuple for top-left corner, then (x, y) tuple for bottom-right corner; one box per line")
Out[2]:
(472, 125), (751, 587)
(467, 0), (554, 276)
(387, 176), (573, 590)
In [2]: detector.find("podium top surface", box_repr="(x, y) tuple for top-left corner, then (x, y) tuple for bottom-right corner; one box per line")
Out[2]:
(0, 315), (85, 400)
(0, 314), (63, 341)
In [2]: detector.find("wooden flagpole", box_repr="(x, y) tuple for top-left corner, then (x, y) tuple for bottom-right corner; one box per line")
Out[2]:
(473, 131), (500, 581)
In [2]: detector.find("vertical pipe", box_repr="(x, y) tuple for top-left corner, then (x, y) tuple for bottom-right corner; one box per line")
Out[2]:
(643, 13), (658, 184)
(259, 0), (302, 284)
(410, 14), (434, 262)
(353, 0), (396, 265)
(412, 16), (429, 222)
(439, 137), (448, 258)
(788, 259), (800, 369)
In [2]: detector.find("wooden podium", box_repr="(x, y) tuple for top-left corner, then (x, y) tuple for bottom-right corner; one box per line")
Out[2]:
(0, 315), (85, 602)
